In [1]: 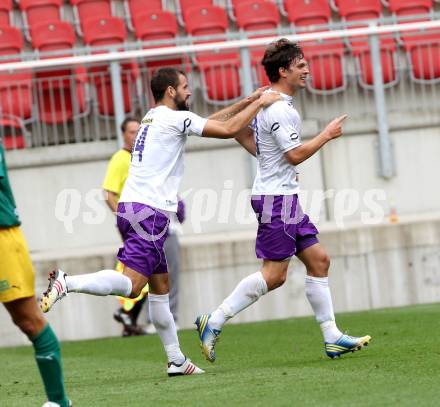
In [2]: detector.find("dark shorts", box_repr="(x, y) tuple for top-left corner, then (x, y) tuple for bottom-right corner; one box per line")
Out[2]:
(251, 194), (319, 261)
(116, 202), (170, 277)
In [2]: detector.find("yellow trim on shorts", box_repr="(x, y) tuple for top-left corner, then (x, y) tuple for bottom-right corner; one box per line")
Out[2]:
(0, 226), (35, 303)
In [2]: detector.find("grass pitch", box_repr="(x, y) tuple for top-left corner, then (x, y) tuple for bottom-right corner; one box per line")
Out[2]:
(1, 304), (440, 407)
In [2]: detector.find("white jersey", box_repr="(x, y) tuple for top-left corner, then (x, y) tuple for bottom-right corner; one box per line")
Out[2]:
(119, 105), (207, 212)
(251, 92), (302, 195)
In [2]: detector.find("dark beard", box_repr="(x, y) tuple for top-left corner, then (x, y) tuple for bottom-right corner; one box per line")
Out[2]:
(175, 96), (189, 111)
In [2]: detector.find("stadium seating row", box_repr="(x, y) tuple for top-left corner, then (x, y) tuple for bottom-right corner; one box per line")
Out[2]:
(1, 1), (439, 36)
(1, 0), (440, 150)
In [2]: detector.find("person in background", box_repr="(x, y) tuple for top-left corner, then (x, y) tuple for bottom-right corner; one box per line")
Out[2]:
(102, 116), (148, 337)
(0, 141), (71, 407)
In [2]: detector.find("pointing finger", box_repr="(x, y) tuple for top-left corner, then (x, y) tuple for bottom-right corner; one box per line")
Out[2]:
(337, 114), (348, 123)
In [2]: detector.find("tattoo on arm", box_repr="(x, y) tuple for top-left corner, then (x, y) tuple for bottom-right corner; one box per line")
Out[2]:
(209, 97), (253, 122)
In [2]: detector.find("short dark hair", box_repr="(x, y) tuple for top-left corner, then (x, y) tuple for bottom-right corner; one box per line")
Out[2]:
(262, 39), (304, 83)
(120, 116), (139, 133)
(150, 68), (186, 103)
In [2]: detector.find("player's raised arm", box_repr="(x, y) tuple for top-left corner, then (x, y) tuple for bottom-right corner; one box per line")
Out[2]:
(284, 114), (348, 166)
(208, 86), (269, 122)
(202, 92), (281, 139)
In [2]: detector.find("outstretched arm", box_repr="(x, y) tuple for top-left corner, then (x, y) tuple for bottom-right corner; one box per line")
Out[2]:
(208, 87), (268, 122)
(284, 115), (348, 165)
(202, 92), (281, 139)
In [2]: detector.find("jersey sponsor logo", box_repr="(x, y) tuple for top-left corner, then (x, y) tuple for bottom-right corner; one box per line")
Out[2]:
(290, 132), (299, 141)
(182, 118), (192, 133)
(270, 122), (280, 132)
(0, 280), (10, 293)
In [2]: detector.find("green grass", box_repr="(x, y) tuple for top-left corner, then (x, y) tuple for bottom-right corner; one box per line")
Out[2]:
(1, 304), (440, 407)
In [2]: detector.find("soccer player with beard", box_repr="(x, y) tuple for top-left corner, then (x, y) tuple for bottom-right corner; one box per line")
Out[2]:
(40, 68), (281, 376)
(196, 39), (371, 362)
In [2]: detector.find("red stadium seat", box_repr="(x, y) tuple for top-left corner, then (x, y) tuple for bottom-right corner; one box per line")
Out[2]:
(235, 0), (280, 32)
(228, 0), (278, 20)
(351, 39), (398, 87)
(285, 1), (345, 92)
(337, 0), (398, 87)
(177, 0), (213, 25)
(235, 0), (281, 86)
(402, 33), (440, 81)
(125, 0), (163, 30)
(31, 21), (76, 53)
(302, 41), (346, 92)
(196, 53), (242, 102)
(0, 25), (22, 57)
(20, 0), (63, 29)
(128, 0), (162, 15)
(133, 10), (182, 106)
(0, 0), (12, 26)
(285, 0), (331, 29)
(180, 0), (212, 8)
(388, 1), (439, 82)
(388, 0), (433, 19)
(83, 17), (138, 115)
(31, 21), (88, 124)
(184, 5), (228, 37)
(333, 0), (391, 11)
(70, 0), (113, 35)
(134, 11), (177, 42)
(1, 124), (26, 149)
(185, 5), (241, 102)
(83, 16), (126, 47)
(133, 11), (182, 68)
(337, 0), (382, 22)
(0, 27), (33, 136)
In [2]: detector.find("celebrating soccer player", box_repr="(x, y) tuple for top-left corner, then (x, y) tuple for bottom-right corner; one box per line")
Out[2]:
(196, 39), (371, 362)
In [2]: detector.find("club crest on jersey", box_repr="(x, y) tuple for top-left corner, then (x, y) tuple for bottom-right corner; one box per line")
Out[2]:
(142, 118), (153, 124)
(182, 118), (192, 133)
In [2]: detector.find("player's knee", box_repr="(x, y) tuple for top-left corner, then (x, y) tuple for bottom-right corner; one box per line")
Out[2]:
(148, 276), (169, 295)
(129, 286), (142, 298)
(321, 254), (330, 272)
(14, 313), (45, 338)
(309, 254), (330, 277)
(127, 276), (149, 298)
(277, 271), (288, 287)
(266, 270), (287, 290)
